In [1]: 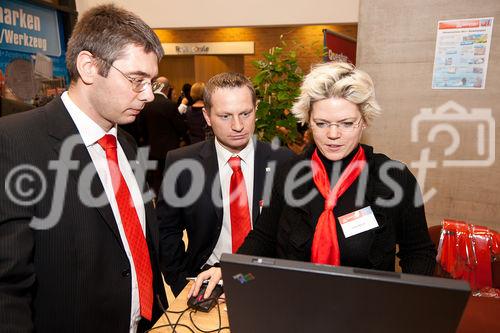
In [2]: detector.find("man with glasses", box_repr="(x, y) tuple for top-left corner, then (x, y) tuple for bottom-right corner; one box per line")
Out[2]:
(0, 5), (167, 333)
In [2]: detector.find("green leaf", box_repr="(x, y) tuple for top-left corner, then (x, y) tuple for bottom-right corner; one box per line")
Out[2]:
(253, 70), (269, 86)
(276, 91), (289, 101)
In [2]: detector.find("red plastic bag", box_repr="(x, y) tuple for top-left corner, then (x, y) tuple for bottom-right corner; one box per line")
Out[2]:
(436, 219), (500, 293)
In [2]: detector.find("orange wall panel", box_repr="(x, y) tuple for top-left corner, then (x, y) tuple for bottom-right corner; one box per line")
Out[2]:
(154, 24), (357, 78)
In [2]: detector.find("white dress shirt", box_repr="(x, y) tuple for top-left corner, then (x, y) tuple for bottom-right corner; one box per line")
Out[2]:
(206, 138), (255, 266)
(61, 92), (145, 333)
(178, 103), (188, 114)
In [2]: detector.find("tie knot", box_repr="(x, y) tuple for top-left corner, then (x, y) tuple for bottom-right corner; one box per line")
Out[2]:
(228, 156), (241, 171)
(98, 134), (117, 150)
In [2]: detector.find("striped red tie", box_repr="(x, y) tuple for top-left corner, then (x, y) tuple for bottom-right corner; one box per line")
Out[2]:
(98, 134), (153, 321)
(228, 156), (252, 253)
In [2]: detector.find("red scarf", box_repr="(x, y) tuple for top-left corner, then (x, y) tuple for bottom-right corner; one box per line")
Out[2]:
(310, 146), (367, 265)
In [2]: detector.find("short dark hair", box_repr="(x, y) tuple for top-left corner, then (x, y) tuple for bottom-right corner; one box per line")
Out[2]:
(181, 83), (192, 96)
(203, 72), (256, 111)
(66, 4), (164, 82)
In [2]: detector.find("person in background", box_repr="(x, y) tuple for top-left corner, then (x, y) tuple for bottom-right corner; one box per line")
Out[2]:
(177, 82), (193, 113)
(158, 72), (293, 295)
(190, 62), (437, 299)
(0, 70), (34, 115)
(166, 84), (175, 101)
(0, 96), (33, 117)
(185, 81), (210, 144)
(0, 5), (167, 332)
(140, 76), (188, 195)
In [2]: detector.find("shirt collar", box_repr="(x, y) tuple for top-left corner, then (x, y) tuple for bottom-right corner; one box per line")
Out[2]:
(61, 91), (118, 147)
(156, 91), (167, 99)
(214, 136), (255, 166)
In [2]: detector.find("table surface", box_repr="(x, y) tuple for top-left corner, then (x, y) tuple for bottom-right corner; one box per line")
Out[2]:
(152, 282), (230, 332)
(457, 294), (500, 333)
(152, 282), (500, 333)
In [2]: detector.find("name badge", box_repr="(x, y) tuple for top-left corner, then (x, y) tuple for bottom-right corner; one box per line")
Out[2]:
(338, 206), (379, 238)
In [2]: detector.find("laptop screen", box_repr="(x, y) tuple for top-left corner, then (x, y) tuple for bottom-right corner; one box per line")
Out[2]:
(220, 253), (470, 333)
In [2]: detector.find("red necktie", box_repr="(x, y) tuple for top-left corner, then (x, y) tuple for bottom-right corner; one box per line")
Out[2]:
(98, 134), (153, 321)
(310, 147), (366, 266)
(228, 156), (251, 253)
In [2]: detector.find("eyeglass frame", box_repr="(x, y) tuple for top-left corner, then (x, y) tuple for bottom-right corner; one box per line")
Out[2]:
(310, 118), (364, 132)
(93, 55), (155, 93)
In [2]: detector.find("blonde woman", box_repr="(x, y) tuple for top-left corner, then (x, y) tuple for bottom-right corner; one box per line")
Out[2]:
(185, 82), (211, 143)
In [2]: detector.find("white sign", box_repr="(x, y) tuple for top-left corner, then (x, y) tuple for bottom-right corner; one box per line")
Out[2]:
(162, 41), (254, 55)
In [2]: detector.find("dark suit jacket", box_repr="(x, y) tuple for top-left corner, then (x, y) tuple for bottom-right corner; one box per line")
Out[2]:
(0, 97), (167, 333)
(141, 93), (187, 159)
(157, 138), (293, 295)
(239, 144), (437, 275)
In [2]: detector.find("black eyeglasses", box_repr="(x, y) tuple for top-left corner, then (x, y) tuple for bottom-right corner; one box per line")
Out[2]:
(94, 56), (155, 93)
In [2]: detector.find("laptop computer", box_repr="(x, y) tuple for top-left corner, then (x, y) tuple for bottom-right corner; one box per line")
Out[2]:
(220, 253), (470, 333)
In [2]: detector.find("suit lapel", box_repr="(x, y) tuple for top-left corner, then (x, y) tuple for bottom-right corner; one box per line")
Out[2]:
(199, 139), (223, 223)
(44, 97), (123, 248)
(252, 141), (271, 224)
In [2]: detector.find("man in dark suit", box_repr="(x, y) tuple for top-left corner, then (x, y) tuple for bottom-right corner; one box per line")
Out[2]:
(140, 76), (188, 195)
(0, 5), (167, 333)
(158, 72), (293, 295)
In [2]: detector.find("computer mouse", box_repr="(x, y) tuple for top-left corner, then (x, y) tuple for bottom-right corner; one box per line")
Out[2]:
(187, 283), (224, 312)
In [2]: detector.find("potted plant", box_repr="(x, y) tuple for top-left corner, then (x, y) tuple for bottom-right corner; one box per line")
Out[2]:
(252, 40), (304, 150)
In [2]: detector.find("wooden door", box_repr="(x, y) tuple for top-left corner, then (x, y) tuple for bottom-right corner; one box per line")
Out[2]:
(194, 55), (244, 83)
(159, 55), (244, 98)
(159, 56), (195, 101)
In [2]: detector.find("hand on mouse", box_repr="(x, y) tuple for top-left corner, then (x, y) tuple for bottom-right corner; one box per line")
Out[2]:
(188, 267), (223, 300)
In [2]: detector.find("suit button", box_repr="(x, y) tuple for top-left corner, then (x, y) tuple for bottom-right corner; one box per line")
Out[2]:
(122, 269), (131, 277)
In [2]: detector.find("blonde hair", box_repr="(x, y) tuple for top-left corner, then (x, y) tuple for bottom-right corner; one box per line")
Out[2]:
(190, 82), (206, 102)
(291, 62), (381, 125)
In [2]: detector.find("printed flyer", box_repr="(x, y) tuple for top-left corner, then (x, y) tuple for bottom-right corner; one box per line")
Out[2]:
(432, 17), (494, 89)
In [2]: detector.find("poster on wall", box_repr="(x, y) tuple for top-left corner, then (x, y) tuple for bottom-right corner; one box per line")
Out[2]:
(0, 0), (68, 105)
(0, 0), (61, 56)
(431, 17), (494, 89)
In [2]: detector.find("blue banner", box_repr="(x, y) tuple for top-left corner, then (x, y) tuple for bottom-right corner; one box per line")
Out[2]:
(0, 0), (61, 57)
